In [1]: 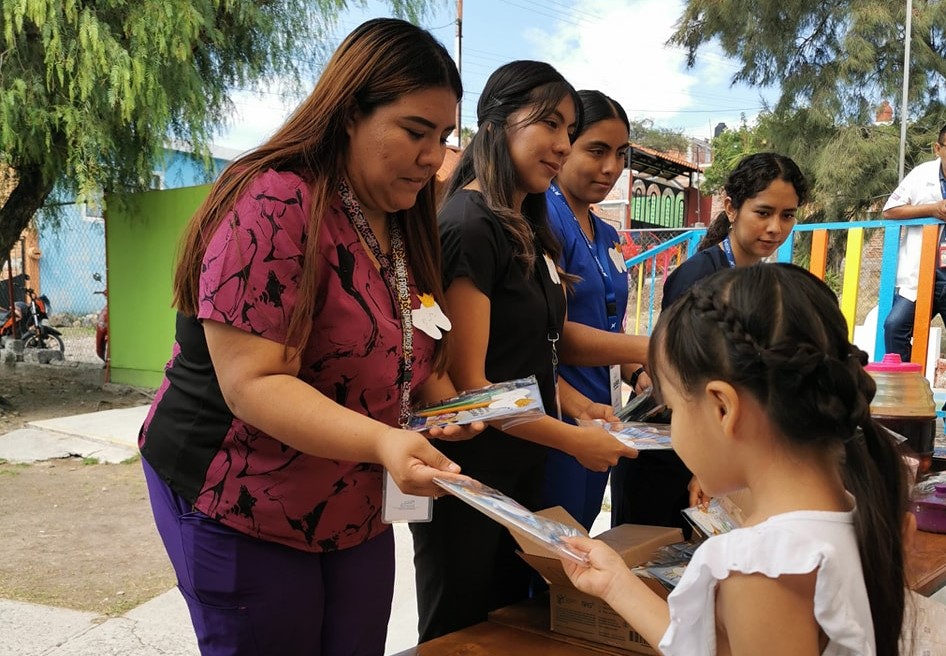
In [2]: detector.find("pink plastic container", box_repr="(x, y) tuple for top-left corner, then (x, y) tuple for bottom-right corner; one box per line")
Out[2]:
(912, 483), (946, 534)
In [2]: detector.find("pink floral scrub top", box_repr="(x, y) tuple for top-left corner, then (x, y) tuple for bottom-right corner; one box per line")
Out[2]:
(140, 169), (436, 552)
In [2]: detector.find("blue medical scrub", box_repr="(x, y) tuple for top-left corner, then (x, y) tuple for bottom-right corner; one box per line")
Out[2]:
(543, 183), (629, 530)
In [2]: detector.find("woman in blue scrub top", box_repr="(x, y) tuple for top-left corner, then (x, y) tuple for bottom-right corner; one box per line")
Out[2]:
(543, 90), (648, 530)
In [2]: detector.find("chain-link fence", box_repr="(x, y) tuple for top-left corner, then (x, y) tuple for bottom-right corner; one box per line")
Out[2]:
(617, 228), (698, 336)
(3, 202), (106, 364)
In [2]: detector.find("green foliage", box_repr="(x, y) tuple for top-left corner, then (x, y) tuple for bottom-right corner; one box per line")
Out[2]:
(672, 1), (946, 123)
(701, 114), (775, 194)
(0, 0), (441, 255)
(672, 0), (946, 223)
(628, 119), (689, 154)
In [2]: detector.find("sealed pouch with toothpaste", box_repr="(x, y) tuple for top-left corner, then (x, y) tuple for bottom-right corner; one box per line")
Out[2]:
(408, 376), (546, 432)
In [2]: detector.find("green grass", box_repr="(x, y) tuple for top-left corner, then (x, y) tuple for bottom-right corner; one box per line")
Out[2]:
(57, 326), (95, 337)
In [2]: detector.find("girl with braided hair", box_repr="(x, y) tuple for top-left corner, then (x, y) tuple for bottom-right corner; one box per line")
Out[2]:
(560, 263), (909, 655)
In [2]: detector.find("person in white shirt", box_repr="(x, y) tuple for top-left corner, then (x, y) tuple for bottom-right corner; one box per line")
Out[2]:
(882, 123), (946, 361)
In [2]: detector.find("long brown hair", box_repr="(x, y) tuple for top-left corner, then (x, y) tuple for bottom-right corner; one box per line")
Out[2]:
(447, 60), (581, 272)
(173, 18), (461, 367)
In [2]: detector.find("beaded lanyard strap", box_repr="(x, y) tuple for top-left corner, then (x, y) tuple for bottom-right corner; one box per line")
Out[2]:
(337, 179), (415, 428)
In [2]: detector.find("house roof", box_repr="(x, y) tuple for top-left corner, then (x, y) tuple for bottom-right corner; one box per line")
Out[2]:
(629, 143), (700, 180)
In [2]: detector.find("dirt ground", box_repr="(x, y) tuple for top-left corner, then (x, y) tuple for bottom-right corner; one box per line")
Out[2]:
(0, 362), (177, 616)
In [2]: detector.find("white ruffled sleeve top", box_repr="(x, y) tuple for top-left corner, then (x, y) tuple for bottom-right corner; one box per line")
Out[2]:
(658, 509), (875, 655)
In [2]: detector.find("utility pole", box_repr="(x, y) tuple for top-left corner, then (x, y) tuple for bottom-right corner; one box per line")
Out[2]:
(898, 0), (913, 182)
(455, 0), (463, 148)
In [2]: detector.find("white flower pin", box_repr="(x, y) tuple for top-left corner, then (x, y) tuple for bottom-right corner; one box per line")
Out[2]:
(610, 243), (628, 272)
(412, 293), (452, 340)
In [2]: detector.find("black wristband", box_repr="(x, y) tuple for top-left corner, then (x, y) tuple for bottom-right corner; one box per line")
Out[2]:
(628, 366), (646, 388)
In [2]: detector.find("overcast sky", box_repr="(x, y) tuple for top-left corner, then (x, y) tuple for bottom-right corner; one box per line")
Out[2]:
(215, 0), (776, 153)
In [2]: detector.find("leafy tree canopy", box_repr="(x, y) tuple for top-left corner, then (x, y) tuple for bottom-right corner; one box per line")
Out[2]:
(0, 0), (440, 257)
(671, 0), (946, 221)
(628, 119), (689, 155)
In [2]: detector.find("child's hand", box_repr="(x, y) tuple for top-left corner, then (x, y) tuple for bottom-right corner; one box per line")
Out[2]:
(560, 536), (634, 601)
(426, 420), (486, 442)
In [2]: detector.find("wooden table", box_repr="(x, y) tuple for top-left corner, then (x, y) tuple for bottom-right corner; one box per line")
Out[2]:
(392, 618), (608, 655)
(396, 529), (946, 656)
(908, 528), (946, 596)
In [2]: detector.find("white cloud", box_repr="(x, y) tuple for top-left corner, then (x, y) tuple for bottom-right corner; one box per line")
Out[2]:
(211, 0), (771, 148)
(528, 1), (694, 115)
(214, 85), (305, 152)
(527, 0), (764, 138)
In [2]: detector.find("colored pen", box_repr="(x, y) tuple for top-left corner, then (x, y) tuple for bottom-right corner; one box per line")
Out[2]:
(415, 400), (492, 418)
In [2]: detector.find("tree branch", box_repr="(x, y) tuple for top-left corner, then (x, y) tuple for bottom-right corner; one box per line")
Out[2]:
(0, 165), (55, 261)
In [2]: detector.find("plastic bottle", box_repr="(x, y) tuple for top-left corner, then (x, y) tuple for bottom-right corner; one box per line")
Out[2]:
(864, 354), (936, 476)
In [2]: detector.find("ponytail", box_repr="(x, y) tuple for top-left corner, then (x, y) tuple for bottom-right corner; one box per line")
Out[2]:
(842, 373), (907, 656)
(697, 212), (730, 251)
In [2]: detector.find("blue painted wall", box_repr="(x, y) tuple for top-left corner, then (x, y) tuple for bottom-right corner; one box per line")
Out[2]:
(36, 148), (232, 314)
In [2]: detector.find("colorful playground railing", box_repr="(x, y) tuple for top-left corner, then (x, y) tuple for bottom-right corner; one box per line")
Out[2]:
(618, 218), (942, 372)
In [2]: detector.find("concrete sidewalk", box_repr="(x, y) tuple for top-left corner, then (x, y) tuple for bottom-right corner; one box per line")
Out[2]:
(0, 405), (426, 655)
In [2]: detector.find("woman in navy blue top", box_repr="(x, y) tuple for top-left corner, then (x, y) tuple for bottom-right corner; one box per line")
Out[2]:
(543, 90), (649, 530)
(611, 152), (809, 534)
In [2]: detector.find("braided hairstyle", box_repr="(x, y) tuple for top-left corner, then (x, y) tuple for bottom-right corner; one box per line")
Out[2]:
(650, 263), (906, 656)
(697, 152), (809, 251)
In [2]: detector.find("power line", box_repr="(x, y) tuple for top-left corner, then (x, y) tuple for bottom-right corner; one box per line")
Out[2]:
(625, 106), (766, 114)
(501, 0), (600, 29)
(536, 0), (608, 21)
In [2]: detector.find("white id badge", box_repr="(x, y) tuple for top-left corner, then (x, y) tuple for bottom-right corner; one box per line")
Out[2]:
(610, 365), (623, 413)
(382, 470), (432, 523)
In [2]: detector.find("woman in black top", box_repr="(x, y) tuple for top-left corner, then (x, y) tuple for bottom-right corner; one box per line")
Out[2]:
(611, 152), (809, 534)
(411, 61), (649, 642)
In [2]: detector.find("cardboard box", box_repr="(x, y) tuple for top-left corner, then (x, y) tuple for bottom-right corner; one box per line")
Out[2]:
(548, 585), (654, 654)
(505, 507), (683, 655)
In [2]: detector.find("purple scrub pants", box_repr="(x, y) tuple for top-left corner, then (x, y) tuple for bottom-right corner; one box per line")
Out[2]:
(143, 458), (395, 655)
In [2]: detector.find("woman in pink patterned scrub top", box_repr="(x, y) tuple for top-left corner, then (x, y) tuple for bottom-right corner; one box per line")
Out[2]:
(139, 18), (476, 656)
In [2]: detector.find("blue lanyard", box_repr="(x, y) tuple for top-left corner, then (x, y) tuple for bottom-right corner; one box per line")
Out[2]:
(549, 182), (619, 331)
(940, 166), (946, 200)
(721, 237), (737, 268)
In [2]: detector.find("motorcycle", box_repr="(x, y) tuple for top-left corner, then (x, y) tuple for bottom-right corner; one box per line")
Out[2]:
(93, 272), (108, 363)
(0, 287), (64, 352)
(0, 300), (30, 340)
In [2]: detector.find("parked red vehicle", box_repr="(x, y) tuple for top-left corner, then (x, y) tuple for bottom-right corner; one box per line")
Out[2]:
(0, 300), (29, 339)
(93, 272), (108, 363)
